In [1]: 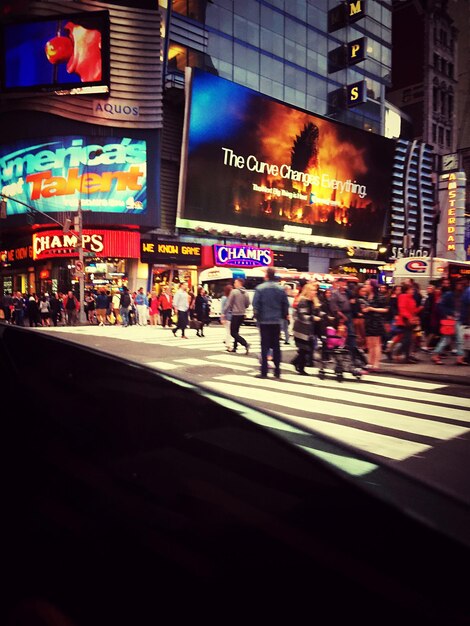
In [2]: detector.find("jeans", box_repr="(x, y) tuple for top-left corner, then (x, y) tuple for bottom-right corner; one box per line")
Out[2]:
(259, 324), (281, 376)
(230, 315), (248, 350)
(120, 307), (130, 326)
(433, 321), (464, 357)
(176, 310), (189, 335)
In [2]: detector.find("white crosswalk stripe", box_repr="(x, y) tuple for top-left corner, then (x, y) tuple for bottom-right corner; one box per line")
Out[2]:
(200, 370), (470, 465)
(36, 324), (470, 473)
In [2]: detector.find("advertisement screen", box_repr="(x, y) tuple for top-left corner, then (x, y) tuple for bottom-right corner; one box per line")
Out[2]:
(178, 69), (395, 244)
(0, 136), (147, 214)
(1, 10), (110, 94)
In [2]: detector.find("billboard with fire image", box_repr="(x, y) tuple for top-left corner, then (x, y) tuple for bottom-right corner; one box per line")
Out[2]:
(177, 69), (395, 243)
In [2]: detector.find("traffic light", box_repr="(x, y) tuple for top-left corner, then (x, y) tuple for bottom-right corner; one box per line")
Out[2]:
(63, 218), (72, 233)
(0, 199), (6, 219)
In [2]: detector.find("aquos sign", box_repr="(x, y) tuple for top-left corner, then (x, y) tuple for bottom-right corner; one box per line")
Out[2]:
(214, 245), (273, 268)
(0, 136), (147, 215)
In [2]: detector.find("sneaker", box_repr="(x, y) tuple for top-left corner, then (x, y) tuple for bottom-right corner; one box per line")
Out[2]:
(172, 329), (177, 337)
(254, 374), (267, 379)
(245, 343), (250, 355)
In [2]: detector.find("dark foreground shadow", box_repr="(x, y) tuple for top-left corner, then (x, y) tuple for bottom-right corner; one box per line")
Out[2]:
(0, 325), (469, 626)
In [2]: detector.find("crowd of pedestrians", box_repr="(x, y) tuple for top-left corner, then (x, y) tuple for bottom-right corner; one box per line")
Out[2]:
(2, 273), (469, 379)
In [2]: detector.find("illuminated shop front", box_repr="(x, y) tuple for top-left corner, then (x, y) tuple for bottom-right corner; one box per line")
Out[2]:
(140, 237), (202, 295)
(1, 228), (140, 295)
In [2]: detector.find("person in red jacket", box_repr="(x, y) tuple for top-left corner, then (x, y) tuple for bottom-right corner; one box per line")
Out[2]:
(158, 286), (173, 327)
(397, 283), (423, 363)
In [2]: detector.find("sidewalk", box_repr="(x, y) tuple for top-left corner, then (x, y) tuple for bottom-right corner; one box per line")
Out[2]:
(373, 349), (470, 386)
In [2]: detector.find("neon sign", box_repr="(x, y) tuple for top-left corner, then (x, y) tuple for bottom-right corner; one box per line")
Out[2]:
(214, 245), (273, 268)
(0, 136), (146, 214)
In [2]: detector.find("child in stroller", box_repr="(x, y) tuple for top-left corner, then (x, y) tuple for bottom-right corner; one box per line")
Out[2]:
(318, 322), (364, 381)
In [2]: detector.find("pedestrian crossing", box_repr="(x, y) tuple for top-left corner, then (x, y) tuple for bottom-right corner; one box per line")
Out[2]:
(37, 323), (470, 478)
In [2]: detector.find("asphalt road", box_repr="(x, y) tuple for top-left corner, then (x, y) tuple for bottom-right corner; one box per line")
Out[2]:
(33, 321), (470, 510)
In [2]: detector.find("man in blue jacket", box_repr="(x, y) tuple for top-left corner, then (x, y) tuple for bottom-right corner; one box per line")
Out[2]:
(252, 267), (289, 379)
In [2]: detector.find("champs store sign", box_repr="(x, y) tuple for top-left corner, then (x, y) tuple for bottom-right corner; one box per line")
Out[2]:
(214, 245), (273, 268)
(32, 229), (140, 261)
(0, 136), (147, 214)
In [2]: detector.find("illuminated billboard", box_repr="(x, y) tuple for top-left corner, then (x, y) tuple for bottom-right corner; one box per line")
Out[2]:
(0, 136), (147, 214)
(177, 69), (395, 244)
(1, 11), (110, 95)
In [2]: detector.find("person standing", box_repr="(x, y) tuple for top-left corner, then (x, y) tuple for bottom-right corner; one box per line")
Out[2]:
(252, 267), (289, 379)
(194, 286), (209, 337)
(148, 290), (160, 326)
(111, 289), (122, 325)
(38, 294), (51, 327)
(11, 291), (25, 326)
(49, 292), (63, 327)
(95, 289), (109, 326)
(159, 286), (173, 327)
(63, 290), (79, 326)
(397, 283), (422, 363)
(360, 280), (389, 372)
(172, 282), (190, 338)
(225, 277), (250, 354)
(27, 295), (41, 327)
(135, 287), (149, 326)
(119, 286), (132, 327)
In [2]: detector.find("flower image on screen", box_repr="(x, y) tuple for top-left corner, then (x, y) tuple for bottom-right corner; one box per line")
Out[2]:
(1, 10), (110, 93)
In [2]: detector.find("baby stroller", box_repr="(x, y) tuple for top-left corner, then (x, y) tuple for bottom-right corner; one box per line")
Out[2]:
(318, 325), (364, 381)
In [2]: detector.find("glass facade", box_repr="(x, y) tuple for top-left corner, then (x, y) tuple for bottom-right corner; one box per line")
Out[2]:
(169, 0), (392, 135)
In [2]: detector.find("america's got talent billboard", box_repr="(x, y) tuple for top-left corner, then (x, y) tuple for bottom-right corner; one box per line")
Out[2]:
(0, 135), (147, 215)
(177, 68), (395, 245)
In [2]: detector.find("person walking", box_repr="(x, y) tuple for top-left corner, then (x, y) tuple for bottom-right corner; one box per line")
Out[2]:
(172, 282), (190, 338)
(252, 267), (289, 379)
(397, 283), (422, 363)
(220, 283), (233, 350)
(431, 277), (468, 366)
(225, 277), (250, 354)
(292, 282), (321, 375)
(158, 286), (173, 327)
(27, 295), (41, 327)
(135, 287), (149, 326)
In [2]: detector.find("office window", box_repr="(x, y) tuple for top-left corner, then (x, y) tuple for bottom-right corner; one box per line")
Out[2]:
(260, 5), (284, 35)
(432, 123), (437, 142)
(438, 126), (444, 145)
(445, 129), (451, 147)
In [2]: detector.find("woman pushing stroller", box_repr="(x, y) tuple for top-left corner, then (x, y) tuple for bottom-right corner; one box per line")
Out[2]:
(291, 282), (323, 375)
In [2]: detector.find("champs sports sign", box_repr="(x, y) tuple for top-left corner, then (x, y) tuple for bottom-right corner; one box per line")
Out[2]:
(32, 229), (140, 260)
(214, 245), (273, 268)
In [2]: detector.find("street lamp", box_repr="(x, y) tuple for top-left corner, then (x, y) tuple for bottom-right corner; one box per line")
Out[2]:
(77, 148), (103, 323)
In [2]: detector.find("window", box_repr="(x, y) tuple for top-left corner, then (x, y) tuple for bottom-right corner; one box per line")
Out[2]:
(432, 123), (437, 142)
(445, 129), (451, 147)
(438, 126), (444, 145)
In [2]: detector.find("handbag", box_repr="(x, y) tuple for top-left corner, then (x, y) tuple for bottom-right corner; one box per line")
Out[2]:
(440, 318), (456, 336)
(462, 326), (470, 350)
(293, 317), (312, 342)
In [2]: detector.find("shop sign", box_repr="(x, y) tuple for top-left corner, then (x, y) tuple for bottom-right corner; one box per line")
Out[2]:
(3, 243), (34, 266)
(214, 245), (273, 268)
(32, 229), (140, 260)
(140, 238), (202, 265)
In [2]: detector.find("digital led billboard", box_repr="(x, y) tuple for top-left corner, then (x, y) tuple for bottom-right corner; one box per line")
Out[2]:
(0, 136), (147, 214)
(1, 10), (110, 94)
(177, 69), (395, 244)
